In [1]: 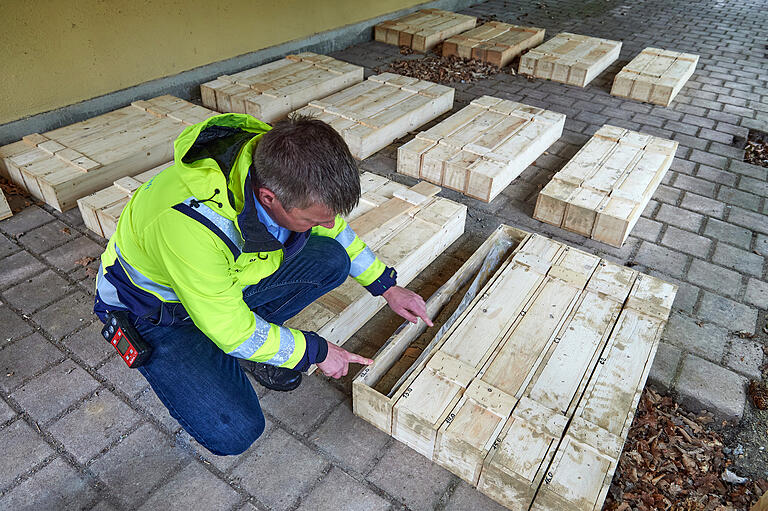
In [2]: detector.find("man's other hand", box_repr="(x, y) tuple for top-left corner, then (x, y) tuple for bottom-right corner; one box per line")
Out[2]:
(382, 286), (433, 327)
(317, 343), (373, 379)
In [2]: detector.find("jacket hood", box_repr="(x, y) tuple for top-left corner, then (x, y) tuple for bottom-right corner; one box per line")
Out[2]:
(172, 113), (285, 253)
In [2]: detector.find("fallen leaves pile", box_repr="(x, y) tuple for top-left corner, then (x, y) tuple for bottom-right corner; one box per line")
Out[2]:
(744, 130), (768, 168)
(604, 388), (766, 510)
(381, 49), (507, 85)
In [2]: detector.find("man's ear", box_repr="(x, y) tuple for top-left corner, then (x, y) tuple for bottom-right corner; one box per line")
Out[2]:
(256, 187), (277, 208)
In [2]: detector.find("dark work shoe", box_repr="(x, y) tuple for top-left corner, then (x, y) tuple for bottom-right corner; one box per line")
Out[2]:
(243, 361), (302, 392)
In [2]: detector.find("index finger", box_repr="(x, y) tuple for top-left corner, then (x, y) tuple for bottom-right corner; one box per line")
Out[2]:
(410, 299), (433, 327)
(347, 353), (374, 365)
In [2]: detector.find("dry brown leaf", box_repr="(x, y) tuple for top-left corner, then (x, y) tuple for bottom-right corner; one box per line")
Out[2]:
(74, 256), (95, 267)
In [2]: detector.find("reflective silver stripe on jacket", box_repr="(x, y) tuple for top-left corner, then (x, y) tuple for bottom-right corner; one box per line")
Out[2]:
(115, 245), (180, 302)
(227, 312), (271, 358)
(182, 198), (245, 251)
(262, 325), (296, 366)
(334, 224), (356, 249)
(349, 246), (376, 278)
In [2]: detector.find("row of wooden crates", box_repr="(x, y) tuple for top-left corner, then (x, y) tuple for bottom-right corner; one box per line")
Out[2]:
(354, 224), (677, 510)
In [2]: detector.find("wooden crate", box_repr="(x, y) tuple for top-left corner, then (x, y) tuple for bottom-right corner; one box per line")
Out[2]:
(0, 96), (216, 212)
(534, 125), (678, 247)
(200, 53), (363, 122)
(442, 21), (545, 67)
(611, 47), (699, 106)
(284, 172), (465, 350)
(518, 32), (621, 87)
(0, 188), (11, 221)
(294, 73), (454, 160)
(353, 225), (676, 511)
(397, 96), (564, 202)
(77, 162), (172, 238)
(374, 9), (477, 52)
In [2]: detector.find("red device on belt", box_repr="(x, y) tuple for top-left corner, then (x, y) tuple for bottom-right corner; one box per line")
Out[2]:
(101, 311), (152, 368)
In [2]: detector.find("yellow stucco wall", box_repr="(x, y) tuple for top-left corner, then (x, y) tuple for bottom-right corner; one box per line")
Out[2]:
(0, 0), (424, 124)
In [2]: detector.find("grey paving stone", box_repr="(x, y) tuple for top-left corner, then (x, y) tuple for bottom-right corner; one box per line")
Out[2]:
(686, 259), (742, 299)
(0, 305), (33, 346)
(11, 360), (100, 424)
(739, 176), (768, 198)
(724, 338), (764, 380)
(672, 174), (717, 197)
(661, 226), (712, 259)
(311, 401), (391, 475)
(745, 279), (768, 309)
(758, 235), (768, 257)
(137, 462), (241, 511)
(298, 467), (391, 511)
(676, 354), (746, 421)
(49, 390), (141, 464)
(0, 251), (45, 288)
(0, 234), (20, 259)
(631, 217), (663, 242)
(655, 204), (704, 231)
(0, 457), (98, 510)
(712, 242), (764, 277)
(232, 428), (327, 511)
(0, 206), (54, 236)
(680, 192), (726, 218)
(0, 419), (54, 489)
(0, 333), (65, 392)
(61, 320), (112, 367)
(648, 341), (682, 392)
(728, 207), (768, 235)
(90, 424), (189, 508)
(33, 291), (93, 340)
(703, 218), (752, 249)
(16, 221), (76, 254)
(42, 237), (104, 273)
(698, 292), (758, 334)
(696, 164), (738, 186)
(652, 184), (683, 204)
(662, 312), (729, 362)
(634, 242), (689, 279)
(2, 269), (72, 314)
(260, 373), (345, 435)
(718, 187), (762, 211)
(367, 440), (454, 511)
(135, 387), (182, 435)
(0, 398), (16, 423)
(98, 355), (149, 398)
(729, 160), (767, 180)
(444, 481), (509, 511)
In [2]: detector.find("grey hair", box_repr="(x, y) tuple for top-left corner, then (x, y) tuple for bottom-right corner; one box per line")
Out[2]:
(252, 114), (361, 215)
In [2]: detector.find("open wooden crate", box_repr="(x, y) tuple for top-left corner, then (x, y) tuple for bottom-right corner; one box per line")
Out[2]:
(353, 225), (676, 510)
(442, 21), (545, 68)
(0, 96), (216, 211)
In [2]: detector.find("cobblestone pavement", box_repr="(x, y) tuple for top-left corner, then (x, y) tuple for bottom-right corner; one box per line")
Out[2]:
(1, 0), (767, 509)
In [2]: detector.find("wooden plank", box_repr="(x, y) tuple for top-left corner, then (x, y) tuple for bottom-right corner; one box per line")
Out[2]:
(519, 32), (621, 87)
(400, 96), (564, 202)
(0, 188), (12, 221)
(611, 47), (699, 106)
(202, 53), (363, 122)
(535, 125), (677, 247)
(374, 9), (476, 52)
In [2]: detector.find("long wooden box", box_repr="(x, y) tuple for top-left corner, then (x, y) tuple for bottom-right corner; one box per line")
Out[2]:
(353, 225), (676, 510)
(534, 124), (678, 247)
(285, 172), (466, 349)
(0, 189), (11, 221)
(398, 96), (564, 202)
(0, 96), (216, 212)
(294, 73), (454, 160)
(519, 33), (621, 87)
(374, 9), (476, 52)
(77, 162), (172, 238)
(200, 53), (363, 122)
(611, 47), (699, 106)
(443, 22), (545, 67)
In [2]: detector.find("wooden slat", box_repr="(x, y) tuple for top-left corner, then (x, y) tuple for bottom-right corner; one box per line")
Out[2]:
(519, 32), (621, 87)
(0, 188), (12, 221)
(534, 124), (678, 247)
(399, 96), (564, 202)
(375, 10), (476, 52)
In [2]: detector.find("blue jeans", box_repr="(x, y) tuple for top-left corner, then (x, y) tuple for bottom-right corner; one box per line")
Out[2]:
(132, 235), (350, 455)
